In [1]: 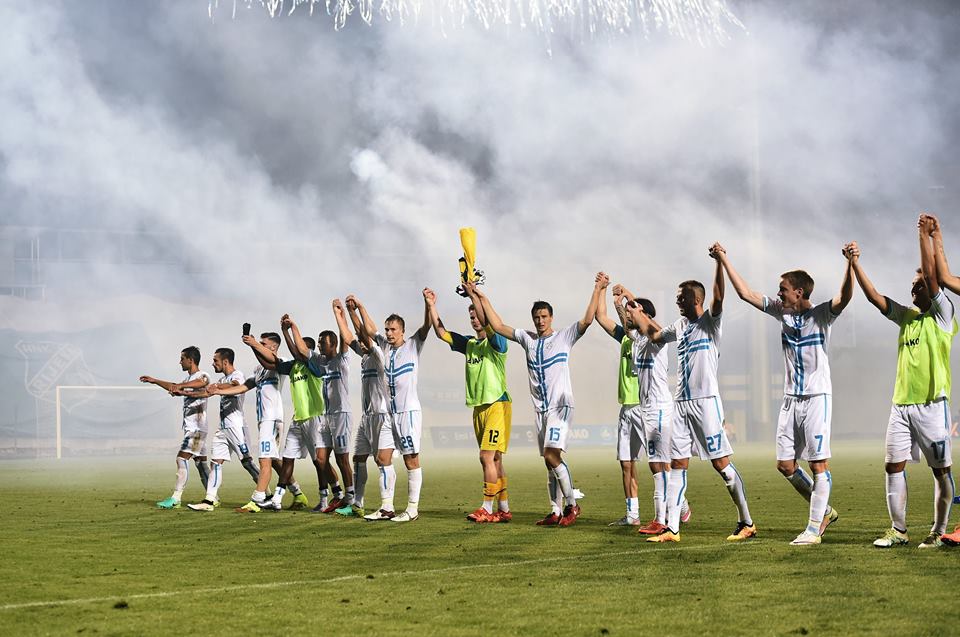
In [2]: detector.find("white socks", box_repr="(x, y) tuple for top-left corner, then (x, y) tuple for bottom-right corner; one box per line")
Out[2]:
(885, 471), (908, 532)
(719, 464), (752, 526)
(204, 463), (223, 502)
(806, 471), (831, 535)
(786, 467), (814, 500)
(665, 469), (686, 532)
(626, 497), (639, 520)
(173, 458), (189, 501)
(548, 473), (562, 515)
(407, 467), (422, 514)
(354, 460), (368, 508)
(553, 463), (576, 506)
(379, 465), (396, 512)
(933, 471), (954, 535)
(652, 471), (666, 524)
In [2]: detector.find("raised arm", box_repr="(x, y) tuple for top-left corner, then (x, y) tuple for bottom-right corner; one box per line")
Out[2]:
(346, 299), (372, 349)
(474, 287), (517, 341)
(416, 289), (432, 342)
(929, 214), (960, 294)
(594, 275), (620, 337)
(708, 245), (725, 316)
(831, 247), (856, 314)
(243, 334), (279, 370)
(628, 301), (666, 343)
(280, 315), (310, 362)
(423, 288), (450, 342)
(464, 284), (488, 327)
(845, 242), (889, 314)
(577, 272), (606, 335)
(919, 213), (941, 296)
(347, 295), (378, 340)
(290, 320), (312, 361)
(711, 243), (763, 311)
(332, 299), (355, 353)
(243, 335), (275, 370)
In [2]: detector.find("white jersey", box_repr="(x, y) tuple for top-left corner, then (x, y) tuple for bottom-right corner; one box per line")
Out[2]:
(660, 310), (721, 401)
(763, 297), (838, 397)
(375, 333), (425, 414)
(310, 351), (350, 414)
(350, 341), (390, 416)
(252, 363), (285, 422)
(631, 333), (672, 405)
(181, 370), (210, 432)
(218, 369), (245, 429)
(514, 322), (582, 412)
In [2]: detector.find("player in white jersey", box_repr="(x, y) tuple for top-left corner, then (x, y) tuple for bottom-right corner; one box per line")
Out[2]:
(208, 332), (311, 513)
(182, 348), (259, 511)
(140, 346), (211, 509)
(343, 296), (400, 520)
(715, 242), (854, 545)
(352, 292), (431, 523)
(298, 301), (355, 513)
(607, 282), (690, 534)
(633, 250), (755, 543)
(478, 274), (603, 527)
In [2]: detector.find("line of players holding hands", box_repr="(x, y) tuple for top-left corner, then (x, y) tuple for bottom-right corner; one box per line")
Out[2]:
(141, 213), (960, 548)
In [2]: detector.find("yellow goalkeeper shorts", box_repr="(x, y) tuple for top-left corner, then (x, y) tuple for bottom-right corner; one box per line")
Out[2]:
(473, 401), (511, 453)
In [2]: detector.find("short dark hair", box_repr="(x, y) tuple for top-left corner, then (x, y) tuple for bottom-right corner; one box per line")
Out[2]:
(385, 314), (405, 331)
(302, 336), (316, 350)
(318, 330), (338, 349)
(781, 270), (815, 300)
(182, 346), (201, 365)
(678, 280), (706, 303)
(531, 301), (553, 317)
(214, 347), (235, 364)
(636, 298), (656, 318)
(260, 332), (281, 346)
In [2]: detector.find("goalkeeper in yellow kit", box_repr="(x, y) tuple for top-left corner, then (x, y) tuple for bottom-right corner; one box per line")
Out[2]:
(425, 281), (513, 523)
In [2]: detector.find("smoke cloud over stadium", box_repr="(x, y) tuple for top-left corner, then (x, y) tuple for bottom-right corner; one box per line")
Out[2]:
(1, 0), (958, 447)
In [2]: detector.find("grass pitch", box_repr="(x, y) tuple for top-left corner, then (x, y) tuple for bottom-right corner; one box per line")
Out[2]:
(1, 442), (958, 636)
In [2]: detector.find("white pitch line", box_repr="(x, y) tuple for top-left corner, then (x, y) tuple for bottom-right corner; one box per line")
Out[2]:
(0, 541), (761, 612)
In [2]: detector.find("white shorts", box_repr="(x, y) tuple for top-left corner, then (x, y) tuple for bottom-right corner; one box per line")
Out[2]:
(257, 420), (282, 460)
(536, 406), (572, 455)
(393, 410), (422, 455)
(885, 399), (953, 469)
(283, 417), (321, 460)
(616, 404), (645, 462)
(641, 401), (674, 464)
(672, 397), (733, 460)
(318, 412), (353, 454)
(179, 429), (207, 457)
(355, 413), (393, 456)
(211, 426), (251, 462)
(776, 395), (831, 462)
